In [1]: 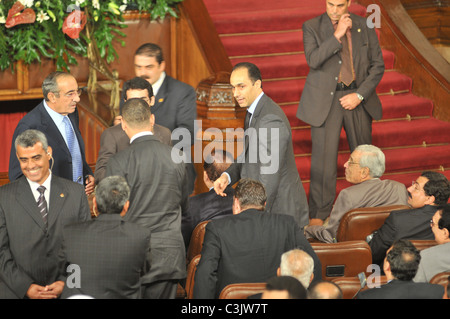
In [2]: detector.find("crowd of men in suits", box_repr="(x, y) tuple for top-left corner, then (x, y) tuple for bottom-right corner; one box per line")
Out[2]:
(2, 0), (450, 299)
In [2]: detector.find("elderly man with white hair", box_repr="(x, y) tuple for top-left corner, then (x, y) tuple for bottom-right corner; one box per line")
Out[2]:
(304, 144), (409, 243)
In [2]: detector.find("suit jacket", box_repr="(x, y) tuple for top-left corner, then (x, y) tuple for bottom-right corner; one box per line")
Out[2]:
(193, 209), (322, 299)
(181, 186), (234, 249)
(414, 242), (450, 283)
(297, 13), (385, 127)
(105, 134), (189, 284)
(94, 123), (172, 182)
(121, 75), (197, 147)
(9, 101), (93, 182)
(369, 205), (438, 266)
(357, 279), (444, 299)
(305, 178), (409, 243)
(59, 214), (151, 299)
(0, 175), (91, 298)
(226, 93), (309, 228)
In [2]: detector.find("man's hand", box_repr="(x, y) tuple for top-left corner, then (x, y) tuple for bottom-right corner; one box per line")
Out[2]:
(334, 13), (352, 41)
(85, 175), (95, 196)
(26, 281), (64, 299)
(339, 93), (361, 110)
(213, 174), (230, 197)
(113, 115), (122, 126)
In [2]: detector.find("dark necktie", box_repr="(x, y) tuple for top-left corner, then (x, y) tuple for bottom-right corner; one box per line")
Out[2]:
(37, 185), (48, 227)
(244, 110), (252, 130)
(63, 116), (83, 184)
(340, 30), (354, 85)
(334, 21), (354, 85)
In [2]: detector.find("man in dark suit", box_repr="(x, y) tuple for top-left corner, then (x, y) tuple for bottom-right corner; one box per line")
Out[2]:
(0, 129), (91, 299)
(105, 98), (189, 299)
(357, 239), (444, 299)
(132, 43), (197, 194)
(297, 0), (385, 226)
(182, 149), (234, 249)
(59, 175), (151, 299)
(132, 42), (197, 147)
(8, 71), (95, 195)
(214, 62), (309, 228)
(194, 179), (321, 299)
(368, 171), (450, 266)
(95, 77), (172, 183)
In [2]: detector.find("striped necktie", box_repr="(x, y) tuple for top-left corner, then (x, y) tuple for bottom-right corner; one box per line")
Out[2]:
(63, 116), (83, 184)
(37, 185), (48, 228)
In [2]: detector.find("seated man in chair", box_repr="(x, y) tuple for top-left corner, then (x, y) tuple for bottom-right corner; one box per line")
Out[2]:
(304, 144), (408, 243)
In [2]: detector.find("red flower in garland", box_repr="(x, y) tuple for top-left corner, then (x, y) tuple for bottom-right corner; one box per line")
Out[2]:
(62, 10), (87, 39)
(5, 1), (36, 28)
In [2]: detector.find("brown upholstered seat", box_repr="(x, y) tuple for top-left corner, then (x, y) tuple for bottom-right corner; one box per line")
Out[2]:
(185, 254), (201, 299)
(410, 239), (437, 251)
(219, 282), (267, 299)
(186, 220), (210, 264)
(336, 205), (411, 242)
(311, 240), (373, 281)
(430, 271), (450, 299)
(331, 276), (388, 299)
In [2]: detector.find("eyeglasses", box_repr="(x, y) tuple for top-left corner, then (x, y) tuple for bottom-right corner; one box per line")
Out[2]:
(62, 88), (83, 99)
(411, 181), (424, 192)
(347, 160), (360, 166)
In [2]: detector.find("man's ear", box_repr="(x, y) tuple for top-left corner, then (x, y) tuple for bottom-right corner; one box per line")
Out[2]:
(149, 96), (155, 107)
(425, 195), (436, 206)
(232, 197), (241, 215)
(46, 146), (53, 159)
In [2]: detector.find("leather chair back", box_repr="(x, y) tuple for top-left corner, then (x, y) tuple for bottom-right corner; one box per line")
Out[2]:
(219, 283), (267, 299)
(336, 205), (410, 242)
(186, 220), (210, 263)
(311, 240), (373, 281)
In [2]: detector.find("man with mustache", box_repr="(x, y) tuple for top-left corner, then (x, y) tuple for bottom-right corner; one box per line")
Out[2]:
(368, 171), (450, 267)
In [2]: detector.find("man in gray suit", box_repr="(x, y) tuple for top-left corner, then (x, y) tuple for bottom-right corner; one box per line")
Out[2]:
(214, 62), (309, 228)
(95, 77), (172, 183)
(105, 98), (189, 299)
(59, 176), (151, 299)
(0, 129), (91, 299)
(297, 0), (385, 226)
(304, 144), (409, 243)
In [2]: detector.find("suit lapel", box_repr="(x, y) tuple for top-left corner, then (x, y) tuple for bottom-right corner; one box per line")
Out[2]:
(350, 15), (362, 62)
(38, 102), (71, 158)
(47, 176), (66, 230)
(16, 177), (47, 231)
(152, 76), (169, 114)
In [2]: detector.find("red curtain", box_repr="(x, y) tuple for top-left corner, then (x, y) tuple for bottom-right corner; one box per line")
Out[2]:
(0, 112), (26, 173)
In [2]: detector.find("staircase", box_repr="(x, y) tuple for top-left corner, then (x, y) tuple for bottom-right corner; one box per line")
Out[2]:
(203, 0), (450, 199)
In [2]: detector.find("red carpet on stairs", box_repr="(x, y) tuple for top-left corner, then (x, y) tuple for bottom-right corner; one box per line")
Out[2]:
(203, 0), (450, 199)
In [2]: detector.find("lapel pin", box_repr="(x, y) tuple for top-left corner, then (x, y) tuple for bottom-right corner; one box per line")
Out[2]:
(357, 28), (361, 33)
(158, 98), (164, 103)
(60, 193), (65, 198)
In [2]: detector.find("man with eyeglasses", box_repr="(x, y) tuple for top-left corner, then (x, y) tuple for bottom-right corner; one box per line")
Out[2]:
(368, 171), (450, 267)
(304, 144), (409, 243)
(413, 204), (450, 283)
(8, 71), (95, 195)
(94, 77), (172, 183)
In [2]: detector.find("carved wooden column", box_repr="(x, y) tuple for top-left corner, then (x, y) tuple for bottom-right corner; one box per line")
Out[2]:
(192, 72), (246, 194)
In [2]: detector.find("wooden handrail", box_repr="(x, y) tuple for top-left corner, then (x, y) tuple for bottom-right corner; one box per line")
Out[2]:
(356, 0), (450, 122)
(180, 0), (232, 74)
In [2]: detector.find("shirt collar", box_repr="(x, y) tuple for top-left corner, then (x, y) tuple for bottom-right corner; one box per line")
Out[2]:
(43, 99), (66, 126)
(27, 171), (52, 194)
(152, 71), (166, 96)
(129, 131), (153, 144)
(247, 92), (264, 116)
